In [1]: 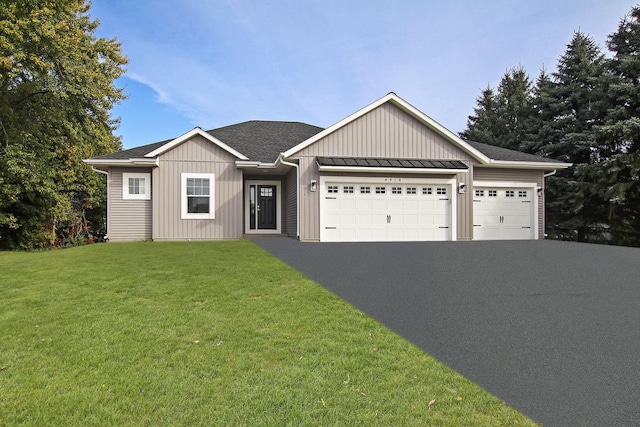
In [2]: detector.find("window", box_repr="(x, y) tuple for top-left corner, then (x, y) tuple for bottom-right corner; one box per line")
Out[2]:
(261, 187), (273, 197)
(360, 186), (371, 194)
(391, 187), (402, 194)
(506, 190), (515, 197)
(122, 173), (151, 200)
(436, 187), (447, 195)
(488, 190), (497, 197)
(375, 186), (386, 194)
(327, 185), (338, 194)
(181, 173), (215, 219)
(422, 187), (432, 195)
(518, 190), (528, 198)
(406, 187), (417, 195)
(475, 189), (484, 197)
(343, 186), (354, 194)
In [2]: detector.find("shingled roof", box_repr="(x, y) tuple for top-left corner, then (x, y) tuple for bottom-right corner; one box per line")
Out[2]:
(90, 121), (564, 166)
(465, 140), (564, 164)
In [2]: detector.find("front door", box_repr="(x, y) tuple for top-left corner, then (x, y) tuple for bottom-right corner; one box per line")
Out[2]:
(249, 184), (277, 230)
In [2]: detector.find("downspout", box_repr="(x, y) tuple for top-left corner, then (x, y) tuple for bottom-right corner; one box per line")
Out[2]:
(543, 170), (557, 178)
(91, 166), (110, 241)
(279, 156), (300, 239)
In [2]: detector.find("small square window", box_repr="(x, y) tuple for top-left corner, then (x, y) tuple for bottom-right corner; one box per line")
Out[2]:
(506, 190), (515, 197)
(422, 187), (432, 195)
(488, 190), (497, 197)
(122, 173), (151, 200)
(343, 186), (354, 194)
(436, 188), (447, 195)
(327, 185), (339, 194)
(475, 189), (484, 197)
(518, 190), (527, 198)
(406, 187), (417, 195)
(360, 186), (371, 194)
(391, 187), (402, 194)
(375, 186), (386, 194)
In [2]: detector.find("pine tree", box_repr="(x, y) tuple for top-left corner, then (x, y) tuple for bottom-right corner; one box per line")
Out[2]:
(584, 7), (640, 246)
(494, 66), (534, 151)
(531, 32), (610, 242)
(460, 85), (502, 144)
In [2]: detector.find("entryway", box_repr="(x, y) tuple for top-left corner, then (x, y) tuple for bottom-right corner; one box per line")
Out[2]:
(245, 180), (281, 234)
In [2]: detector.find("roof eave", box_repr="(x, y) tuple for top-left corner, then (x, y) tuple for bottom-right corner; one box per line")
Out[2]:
(477, 160), (573, 170)
(83, 158), (159, 167)
(317, 165), (468, 174)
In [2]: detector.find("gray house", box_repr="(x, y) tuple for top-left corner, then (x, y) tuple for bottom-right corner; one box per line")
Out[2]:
(84, 93), (570, 242)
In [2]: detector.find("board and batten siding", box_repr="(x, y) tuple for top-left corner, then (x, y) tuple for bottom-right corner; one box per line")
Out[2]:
(284, 168), (297, 237)
(108, 167), (153, 241)
(473, 167), (545, 239)
(291, 102), (476, 241)
(152, 135), (243, 240)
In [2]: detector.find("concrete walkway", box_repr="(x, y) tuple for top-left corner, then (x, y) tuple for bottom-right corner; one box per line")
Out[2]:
(250, 237), (640, 426)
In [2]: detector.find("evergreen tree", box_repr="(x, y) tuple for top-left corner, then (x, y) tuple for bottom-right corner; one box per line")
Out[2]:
(583, 7), (640, 246)
(494, 66), (534, 151)
(532, 32), (610, 242)
(0, 0), (126, 249)
(460, 85), (501, 144)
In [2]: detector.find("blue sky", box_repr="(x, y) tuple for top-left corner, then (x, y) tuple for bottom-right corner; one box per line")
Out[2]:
(90, 0), (637, 149)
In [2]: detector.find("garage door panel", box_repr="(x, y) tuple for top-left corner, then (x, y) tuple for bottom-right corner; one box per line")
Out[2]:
(321, 181), (452, 242)
(473, 186), (535, 240)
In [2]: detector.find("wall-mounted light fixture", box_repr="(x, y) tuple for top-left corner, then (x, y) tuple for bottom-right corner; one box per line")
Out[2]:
(537, 187), (543, 195)
(458, 183), (466, 194)
(310, 180), (317, 192)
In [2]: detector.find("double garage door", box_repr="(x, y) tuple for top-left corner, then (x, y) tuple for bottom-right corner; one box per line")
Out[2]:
(320, 178), (453, 242)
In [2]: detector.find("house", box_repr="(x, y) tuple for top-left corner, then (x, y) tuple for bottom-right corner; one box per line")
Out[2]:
(84, 93), (571, 242)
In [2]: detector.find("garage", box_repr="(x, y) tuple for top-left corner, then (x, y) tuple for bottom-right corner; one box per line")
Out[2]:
(320, 177), (455, 242)
(473, 183), (537, 240)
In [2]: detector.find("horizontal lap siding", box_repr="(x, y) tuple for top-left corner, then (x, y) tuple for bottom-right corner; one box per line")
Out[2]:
(108, 168), (153, 241)
(473, 168), (545, 239)
(153, 136), (243, 240)
(293, 102), (476, 241)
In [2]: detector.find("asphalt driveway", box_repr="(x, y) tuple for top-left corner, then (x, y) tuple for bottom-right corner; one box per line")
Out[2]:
(250, 238), (640, 427)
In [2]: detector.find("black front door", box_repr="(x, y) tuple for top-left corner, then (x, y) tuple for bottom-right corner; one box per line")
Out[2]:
(255, 185), (277, 230)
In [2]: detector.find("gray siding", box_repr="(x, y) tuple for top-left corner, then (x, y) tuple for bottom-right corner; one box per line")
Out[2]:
(108, 167), (153, 241)
(473, 167), (545, 239)
(153, 135), (243, 240)
(284, 168), (297, 237)
(292, 102), (476, 241)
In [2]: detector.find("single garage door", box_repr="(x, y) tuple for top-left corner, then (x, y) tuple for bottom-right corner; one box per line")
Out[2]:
(473, 186), (536, 240)
(321, 180), (453, 242)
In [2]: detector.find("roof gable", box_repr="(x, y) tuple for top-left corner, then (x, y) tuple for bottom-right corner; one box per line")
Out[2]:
(145, 127), (249, 160)
(283, 92), (490, 163)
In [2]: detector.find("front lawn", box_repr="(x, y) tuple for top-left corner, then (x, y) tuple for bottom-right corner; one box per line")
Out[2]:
(0, 240), (536, 426)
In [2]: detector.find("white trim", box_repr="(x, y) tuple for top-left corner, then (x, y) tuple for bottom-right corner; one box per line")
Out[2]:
(478, 161), (573, 170)
(472, 181), (539, 240)
(181, 173), (216, 220)
(122, 172), (151, 200)
(244, 180), (282, 234)
(319, 175), (457, 242)
(283, 93), (490, 163)
(146, 127), (249, 160)
(317, 165), (467, 174)
(83, 158), (159, 167)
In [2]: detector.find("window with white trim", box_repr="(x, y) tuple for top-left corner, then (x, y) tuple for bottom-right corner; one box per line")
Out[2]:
(422, 187), (432, 195)
(343, 186), (354, 194)
(181, 173), (215, 219)
(327, 185), (338, 194)
(360, 186), (371, 194)
(436, 187), (447, 195)
(391, 187), (402, 194)
(518, 190), (528, 198)
(506, 190), (515, 197)
(488, 190), (497, 197)
(375, 186), (386, 194)
(475, 189), (484, 197)
(406, 187), (417, 194)
(122, 173), (151, 200)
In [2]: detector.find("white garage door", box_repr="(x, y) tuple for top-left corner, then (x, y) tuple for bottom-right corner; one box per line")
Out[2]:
(321, 179), (453, 242)
(473, 186), (536, 240)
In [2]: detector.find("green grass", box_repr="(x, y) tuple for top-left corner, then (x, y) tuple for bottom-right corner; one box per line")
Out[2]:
(0, 240), (537, 426)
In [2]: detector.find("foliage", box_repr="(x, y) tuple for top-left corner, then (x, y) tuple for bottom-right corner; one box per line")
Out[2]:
(463, 6), (640, 246)
(0, 240), (537, 426)
(0, 0), (126, 249)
